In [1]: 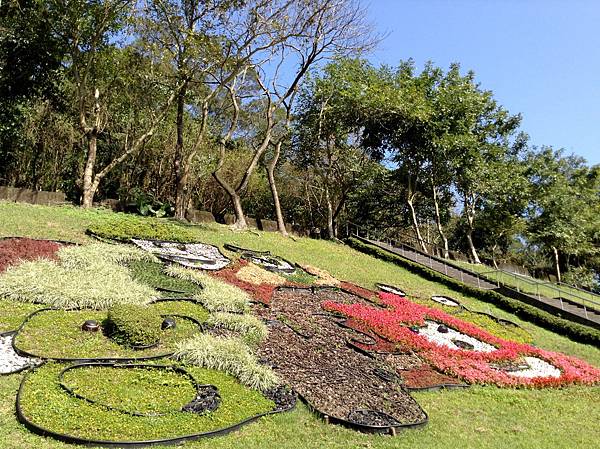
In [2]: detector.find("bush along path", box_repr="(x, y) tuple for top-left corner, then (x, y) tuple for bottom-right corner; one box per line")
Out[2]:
(0, 239), (296, 446)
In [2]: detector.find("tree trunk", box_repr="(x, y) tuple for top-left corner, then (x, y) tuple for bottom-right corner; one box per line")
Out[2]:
(552, 246), (561, 283)
(325, 185), (335, 239)
(407, 196), (428, 253)
(464, 194), (481, 264)
(81, 130), (98, 208)
(431, 184), (449, 258)
(266, 141), (288, 236)
(174, 81), (189, 220)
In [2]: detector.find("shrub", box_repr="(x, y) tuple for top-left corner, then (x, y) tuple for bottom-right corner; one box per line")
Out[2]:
(206, 312), (268, 346)
(175, 334), (279, 391)
(87, 214), (199, 243)
(107, 304), (163, 347)
(165, 265), (250, 313)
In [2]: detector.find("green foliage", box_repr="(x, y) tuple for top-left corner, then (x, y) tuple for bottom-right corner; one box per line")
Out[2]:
(176, 334), (279, 392)
(61, 366), (197, 415)
(150, 300), (210, 325)
(0, 299), (43, 334)
(13, 309), (199, 360)
(107, 304), (163, 347)
(87, 214), (200, 242)
(207, 312), (268, 346)
(284, 269), (317, 285)
(18, 362), (274, 442)
(128, 260), (203, 297)
(347, 237), (600, 347)
(165, 265), (251, 313)
(0, 243), (157, 309)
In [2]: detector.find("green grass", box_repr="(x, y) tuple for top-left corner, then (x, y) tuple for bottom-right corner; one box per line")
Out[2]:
(13, 309), (201, 359)
(150, 299), (210, 324)
(61, 365), (197, 415)
(0, 300), (44, 334)
(1, 202), (599, 448)
(17, 362), (274, 442)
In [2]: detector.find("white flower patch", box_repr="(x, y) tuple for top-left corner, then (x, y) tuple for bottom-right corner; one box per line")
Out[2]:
(132, 239), (230, 270)
(0, 334), (42, 374)
(377, 284), (406, 297)
(418, 321), (496, 353)
(506, 357), (561, 379)
(431, 296), (460, 307)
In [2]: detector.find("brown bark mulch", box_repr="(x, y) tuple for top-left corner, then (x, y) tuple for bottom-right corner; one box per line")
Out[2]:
(256, 287), (427, 428)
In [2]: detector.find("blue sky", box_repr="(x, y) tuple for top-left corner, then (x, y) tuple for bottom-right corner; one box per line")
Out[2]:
(366, 0), (600, 165)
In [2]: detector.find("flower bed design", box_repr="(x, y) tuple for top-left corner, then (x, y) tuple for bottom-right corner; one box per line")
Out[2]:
(132, 238), (230, 270)
(17, 362), (292, 446)
(0, 237), (63, 273)
(323, 292), (600, 387)
(256, 287), (428, 432)
(1, 238), (297, 446)
(209, 259), (316, 305)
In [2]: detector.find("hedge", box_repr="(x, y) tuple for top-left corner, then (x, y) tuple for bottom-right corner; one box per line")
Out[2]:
(346, 237), (600, 348)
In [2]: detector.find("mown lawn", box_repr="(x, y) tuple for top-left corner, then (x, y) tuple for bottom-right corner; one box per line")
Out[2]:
(1, 201), (599, 449)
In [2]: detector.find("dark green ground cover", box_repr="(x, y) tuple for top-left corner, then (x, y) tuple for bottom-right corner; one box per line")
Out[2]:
(107, 304), (163, 347)
(87, 214), (200, 243)
(128, 260), (203, 297)
(60, 365), (197, 415)
(18, 362), (274, 442)
(0, 300), (43, 334)
(13, 309), (203, 359)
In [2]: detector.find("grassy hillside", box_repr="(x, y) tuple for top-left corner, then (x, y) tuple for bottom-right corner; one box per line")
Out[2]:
(1, 201), (599, 449)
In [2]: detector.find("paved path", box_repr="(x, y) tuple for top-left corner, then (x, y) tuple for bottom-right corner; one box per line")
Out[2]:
(360, 236), (600, 330)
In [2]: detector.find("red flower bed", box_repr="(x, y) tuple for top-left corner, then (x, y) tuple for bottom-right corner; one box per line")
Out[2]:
(323, 292), (600, 387)
(0, 238), (62, 273)
(401, 365), (466, 390)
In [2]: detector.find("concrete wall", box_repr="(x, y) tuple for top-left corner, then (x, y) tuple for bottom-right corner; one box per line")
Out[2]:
(0, 186), (66, 206)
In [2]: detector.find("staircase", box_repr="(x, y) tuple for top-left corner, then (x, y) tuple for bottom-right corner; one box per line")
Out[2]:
(356, 235), (600, 330)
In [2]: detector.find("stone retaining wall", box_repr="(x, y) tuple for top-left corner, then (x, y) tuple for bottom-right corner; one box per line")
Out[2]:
(0, 186), (66, 206)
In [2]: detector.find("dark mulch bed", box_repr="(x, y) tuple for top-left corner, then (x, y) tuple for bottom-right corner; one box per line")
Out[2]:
(257, 288), (427, 427)
(0, 237), (62, 273)
(182, 386), (221, 414)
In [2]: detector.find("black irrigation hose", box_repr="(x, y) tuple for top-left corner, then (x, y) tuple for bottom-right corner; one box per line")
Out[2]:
(57, 363), (216, 418)
(16, 363), (297, 448)
(298, 394), (428, 435)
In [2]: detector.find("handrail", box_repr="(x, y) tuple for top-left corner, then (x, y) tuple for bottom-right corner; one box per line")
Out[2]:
(346, 220), (600, 318)
(347, 221), (599, 321)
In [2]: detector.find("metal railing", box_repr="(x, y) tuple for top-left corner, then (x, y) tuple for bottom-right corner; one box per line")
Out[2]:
(478, 270), (600, 319)
(346, 220), (600, 320)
